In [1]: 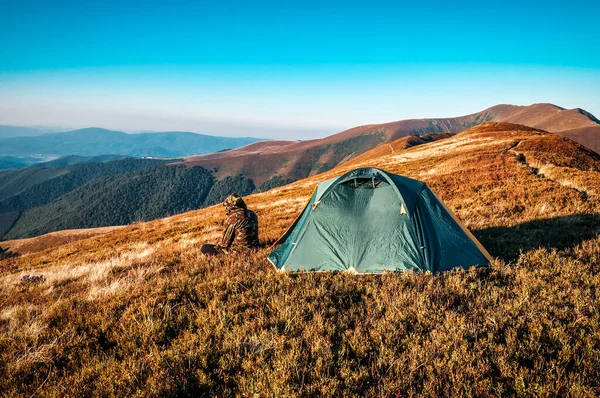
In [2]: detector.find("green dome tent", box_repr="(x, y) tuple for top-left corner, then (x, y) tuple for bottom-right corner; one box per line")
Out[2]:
(268, 168), (491, 273)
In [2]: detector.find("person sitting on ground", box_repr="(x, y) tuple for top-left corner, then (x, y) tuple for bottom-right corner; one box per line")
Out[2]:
(201, 193), (259, 255)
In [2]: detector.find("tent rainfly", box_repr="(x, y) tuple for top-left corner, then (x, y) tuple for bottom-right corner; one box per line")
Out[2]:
(268, 168), (491, 273)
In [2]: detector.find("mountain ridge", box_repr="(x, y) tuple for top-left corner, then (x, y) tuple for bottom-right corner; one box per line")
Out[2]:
(181, 103), (600, 185)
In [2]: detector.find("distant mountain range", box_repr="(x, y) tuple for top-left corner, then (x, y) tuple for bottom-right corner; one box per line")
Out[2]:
(0, 127), (264, 159)
(0, 154), (135, 170)
(0, 125), (71, 139)
(182, 103), (600, 185)
(28, 154), (130, 168)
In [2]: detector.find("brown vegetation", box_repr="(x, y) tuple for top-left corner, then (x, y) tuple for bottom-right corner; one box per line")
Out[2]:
(1, 122), (600, 396)
(346, 133), (454, 165)
(178, 104), (599, 188)
(0, 226), (125, 256)
(554, 126), (600, 158)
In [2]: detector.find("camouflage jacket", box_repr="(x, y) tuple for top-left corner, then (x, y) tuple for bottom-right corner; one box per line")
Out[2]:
(217, 208), (259, 251)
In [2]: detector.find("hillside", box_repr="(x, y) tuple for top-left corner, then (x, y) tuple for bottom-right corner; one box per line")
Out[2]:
(0, 159), (169, 205)
(181, 103), (600, 186)
(2, 168), (257, 239)
(0, 160), (259, 239)
(0, 128), (263, 158)
(347, 132), (454, 165)
(0, 159), (172, 238)
(496, 104), (600, 152)
(1, 122), (599, 395)
(0, 155), (289, 240)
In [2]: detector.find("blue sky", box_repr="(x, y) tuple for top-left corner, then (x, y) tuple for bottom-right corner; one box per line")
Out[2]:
(0, 0), (599, 138)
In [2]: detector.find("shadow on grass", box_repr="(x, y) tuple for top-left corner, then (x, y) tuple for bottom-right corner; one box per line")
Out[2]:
(0, 246), (18, 261)
(474, 213), (600, 261)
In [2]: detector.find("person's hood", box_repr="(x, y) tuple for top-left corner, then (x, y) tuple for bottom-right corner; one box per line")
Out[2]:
(223, 193), (247, 214)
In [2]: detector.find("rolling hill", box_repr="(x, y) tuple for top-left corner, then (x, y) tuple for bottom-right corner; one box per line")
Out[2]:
(181, 103), (600, 186)
(494, 104), (600, 151)
(0, 158), (262, 239)
(0, 133), (457, 239)
(0, 166), (258, 239)
(0, 158), (173, 238)
(0, 158), (169, 210)
(0, 127), (263, 158)
(1, 122), (599, 396)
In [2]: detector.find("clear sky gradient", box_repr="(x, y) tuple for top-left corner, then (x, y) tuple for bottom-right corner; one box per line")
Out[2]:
(1, 0), (599, 138)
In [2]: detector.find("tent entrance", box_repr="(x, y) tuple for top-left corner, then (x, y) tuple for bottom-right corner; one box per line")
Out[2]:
(340, 177), (387, 189)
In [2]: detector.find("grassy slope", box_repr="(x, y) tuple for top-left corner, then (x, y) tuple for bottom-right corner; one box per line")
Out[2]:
(0, 226), (126, 256)
(1, 122), (600, 396)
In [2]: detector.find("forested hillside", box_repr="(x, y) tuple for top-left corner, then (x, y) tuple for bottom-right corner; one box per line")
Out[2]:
(0, 159), (264, 239)
(5, 166), (213, 238)
(0, 158), (170, 213)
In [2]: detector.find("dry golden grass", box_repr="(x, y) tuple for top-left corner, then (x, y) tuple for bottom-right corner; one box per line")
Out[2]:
(1, 122), (600, 396)
(0, 225), (126, 256)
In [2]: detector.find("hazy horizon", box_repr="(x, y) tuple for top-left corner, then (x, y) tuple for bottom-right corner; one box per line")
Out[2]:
(1, 1), (599, 139)
(2, 99), (599, 141)
(0, 121), (332, 140)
